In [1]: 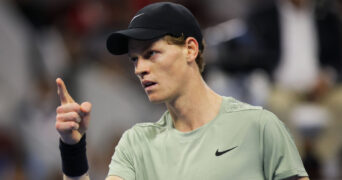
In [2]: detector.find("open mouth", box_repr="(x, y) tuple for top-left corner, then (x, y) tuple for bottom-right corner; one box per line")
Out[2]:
(142, 81), (157, 89)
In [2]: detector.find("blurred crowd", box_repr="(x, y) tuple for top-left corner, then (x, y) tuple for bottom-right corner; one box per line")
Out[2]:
(0, 0), (341, 179)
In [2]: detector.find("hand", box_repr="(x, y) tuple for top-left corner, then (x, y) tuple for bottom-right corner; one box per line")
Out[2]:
(55, 78), (92, 145)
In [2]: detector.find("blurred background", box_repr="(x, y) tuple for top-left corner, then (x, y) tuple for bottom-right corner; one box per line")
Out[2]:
(0, 0), (341, 179)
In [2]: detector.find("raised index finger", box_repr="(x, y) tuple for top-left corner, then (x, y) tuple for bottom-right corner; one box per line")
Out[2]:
(56, 78), (75, 105)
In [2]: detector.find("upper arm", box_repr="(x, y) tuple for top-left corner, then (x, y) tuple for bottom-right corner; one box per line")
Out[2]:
(106, 176), (124, 180)
(108, 131), (136, 179)
(261, 110), (308, 179)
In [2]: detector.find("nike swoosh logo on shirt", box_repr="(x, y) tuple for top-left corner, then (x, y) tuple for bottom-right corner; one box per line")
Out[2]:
(215, 146), (238, 156)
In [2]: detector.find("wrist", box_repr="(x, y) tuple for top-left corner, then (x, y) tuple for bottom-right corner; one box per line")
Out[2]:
(60, 133), (84, 145)
(59, 134), (88, 177)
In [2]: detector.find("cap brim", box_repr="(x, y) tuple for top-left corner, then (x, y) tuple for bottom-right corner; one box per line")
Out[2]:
(106, 28), (168, 55)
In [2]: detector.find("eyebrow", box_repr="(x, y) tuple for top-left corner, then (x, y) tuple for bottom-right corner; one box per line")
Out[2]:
(128, 40), (157, 57)
(128, 47), (153, 60)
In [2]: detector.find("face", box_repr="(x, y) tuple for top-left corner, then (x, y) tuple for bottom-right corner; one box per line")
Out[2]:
(128, 37), (190, 103)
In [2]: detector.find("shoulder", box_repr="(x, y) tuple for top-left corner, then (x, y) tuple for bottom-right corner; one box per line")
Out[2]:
(120, 111), (170, 143)
(222, 96), (263, 113)
(221, 96), (280, 126)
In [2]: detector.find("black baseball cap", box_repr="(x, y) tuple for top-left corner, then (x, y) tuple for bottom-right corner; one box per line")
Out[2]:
(106, 2), (203, 55)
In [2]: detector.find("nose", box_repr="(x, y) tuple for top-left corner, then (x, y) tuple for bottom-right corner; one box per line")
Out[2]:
(134, 57), (149, 79)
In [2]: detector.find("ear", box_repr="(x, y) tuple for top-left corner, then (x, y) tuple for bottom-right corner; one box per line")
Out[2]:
(185, 37), (199, 63)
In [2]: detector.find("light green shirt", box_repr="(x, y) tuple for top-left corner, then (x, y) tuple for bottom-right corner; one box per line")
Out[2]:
(108, 97), (308, 179)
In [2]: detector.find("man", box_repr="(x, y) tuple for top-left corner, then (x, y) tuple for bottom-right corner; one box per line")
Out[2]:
(55, 2), (309, 180)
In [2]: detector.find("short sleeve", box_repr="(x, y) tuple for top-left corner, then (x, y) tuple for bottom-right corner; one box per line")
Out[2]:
(108, 131), (136, 180)
(261, 110), (308, 180)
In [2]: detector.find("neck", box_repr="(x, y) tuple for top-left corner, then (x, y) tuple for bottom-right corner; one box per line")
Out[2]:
(165, 74), (222, 132)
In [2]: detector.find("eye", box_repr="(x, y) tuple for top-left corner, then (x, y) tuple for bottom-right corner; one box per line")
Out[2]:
(129, 56), (138, 63)
(144, 50), (158, 59)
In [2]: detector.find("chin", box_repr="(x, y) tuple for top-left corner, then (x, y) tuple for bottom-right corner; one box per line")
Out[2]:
(146, 93), (168, 104)
(147, 96), (165, 104)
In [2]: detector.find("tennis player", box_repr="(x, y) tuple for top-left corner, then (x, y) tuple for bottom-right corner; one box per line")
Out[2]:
(56, 2), (309, 180)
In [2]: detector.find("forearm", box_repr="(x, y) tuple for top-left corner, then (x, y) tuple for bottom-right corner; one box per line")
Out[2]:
(283, 176), (309, 180)
(63, 173), (90, 180)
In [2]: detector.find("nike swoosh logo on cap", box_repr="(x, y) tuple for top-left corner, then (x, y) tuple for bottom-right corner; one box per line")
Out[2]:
(215, 146), (238, 156)
(130, 13), (144, 24)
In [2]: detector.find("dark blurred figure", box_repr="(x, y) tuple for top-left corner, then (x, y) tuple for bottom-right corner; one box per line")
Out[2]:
(247, 0), (341, 90)
(302, 139), (322, 179)
(219, 0), (341, 90)
(0, 129), (25, 180)
(214, 0), (342, 179)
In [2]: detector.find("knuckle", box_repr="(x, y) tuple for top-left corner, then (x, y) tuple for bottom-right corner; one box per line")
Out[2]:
(68, 121), (78, 129)
(75, 105), (81, 111)
(71, 102), (80, 108)
(57, 114), (67, 122)
(55, 121), (61, 130)
(56, 106), (63, 113)
(69, 121), (77, 126)
(56, 114), (62, 121)
(68, 103), (80, 112)
(70, 112), (79, 120)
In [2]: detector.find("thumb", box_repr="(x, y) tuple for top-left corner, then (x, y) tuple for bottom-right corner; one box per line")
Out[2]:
(78, 102), (92, 134)
(80, 102), (92, 114)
